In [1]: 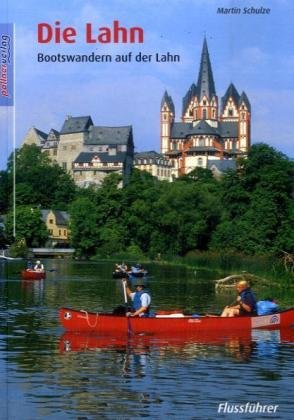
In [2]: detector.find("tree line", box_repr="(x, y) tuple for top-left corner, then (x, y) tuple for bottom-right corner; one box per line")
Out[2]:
(0, 143), (293, 257)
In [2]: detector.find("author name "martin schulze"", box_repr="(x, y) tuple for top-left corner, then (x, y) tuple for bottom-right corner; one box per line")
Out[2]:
(217, 6), (271, 15)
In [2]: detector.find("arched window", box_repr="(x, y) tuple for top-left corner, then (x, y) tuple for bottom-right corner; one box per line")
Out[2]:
(197, 158), (203, 166)
(203, 109), (207, 119)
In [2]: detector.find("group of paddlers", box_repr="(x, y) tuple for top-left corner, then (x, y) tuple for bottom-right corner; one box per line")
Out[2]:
(122, 278), (278, 319)
(26, 260), (45, 272)
(114, 262), (147, 276)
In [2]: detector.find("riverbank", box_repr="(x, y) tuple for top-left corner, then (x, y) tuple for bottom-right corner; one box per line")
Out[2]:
(91, 251), (293, 307)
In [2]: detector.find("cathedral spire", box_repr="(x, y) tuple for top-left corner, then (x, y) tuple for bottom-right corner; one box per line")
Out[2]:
(196, 38), (216, 101)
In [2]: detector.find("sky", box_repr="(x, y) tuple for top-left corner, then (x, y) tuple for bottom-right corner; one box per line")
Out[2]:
(1, 0), (294, 170)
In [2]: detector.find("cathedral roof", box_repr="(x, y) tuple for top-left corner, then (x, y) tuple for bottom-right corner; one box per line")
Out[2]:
(196, 38), (216, 101)
(182, 83), (197, 115)
(219, 121), (238, 138)
(170, 120), (238, 139)
(60, 116), (94, 134)
(86, 126), (133, 145)
(161, 91), (175, 114)
(239, 92), (251, 112)
(190, 120), (218, 135)
(188, 146), (221, 153)
(170, 122), (192, 138)
(221, 83), (240, 112)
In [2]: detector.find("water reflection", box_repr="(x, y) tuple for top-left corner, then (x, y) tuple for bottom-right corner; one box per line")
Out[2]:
(59, 328), (293, 365)
(21, 279), (45, 304)
(1, 260), (294, 419)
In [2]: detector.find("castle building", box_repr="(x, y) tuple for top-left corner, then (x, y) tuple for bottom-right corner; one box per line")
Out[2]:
(23, 116), (134, 187)
(134, 151), (173, 181)
(160, 38), (251, 177)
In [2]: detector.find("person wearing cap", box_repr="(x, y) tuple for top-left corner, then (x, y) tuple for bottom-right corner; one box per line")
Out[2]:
(221, 280), (257, 317)
(34, 260), (44, 272)
(122, 278), (151, 317)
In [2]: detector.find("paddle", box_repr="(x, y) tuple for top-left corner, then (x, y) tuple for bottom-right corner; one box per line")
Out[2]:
(122, 279), (133, 336)
(123, 279), (128, 307)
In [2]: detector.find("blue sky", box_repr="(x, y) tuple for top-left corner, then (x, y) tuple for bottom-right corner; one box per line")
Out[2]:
(1, 0), (294, 169)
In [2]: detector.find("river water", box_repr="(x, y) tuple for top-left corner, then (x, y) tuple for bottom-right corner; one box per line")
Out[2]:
(0, 259), (293, 419)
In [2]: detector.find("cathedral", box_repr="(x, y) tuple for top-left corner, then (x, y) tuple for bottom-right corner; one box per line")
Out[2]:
(160, 38), (251, 177)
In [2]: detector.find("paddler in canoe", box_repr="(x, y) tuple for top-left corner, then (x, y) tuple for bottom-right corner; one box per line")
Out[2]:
(221, 280), (257, 317)
(122, 278), (151, 317)
(34, 260), (45, 272)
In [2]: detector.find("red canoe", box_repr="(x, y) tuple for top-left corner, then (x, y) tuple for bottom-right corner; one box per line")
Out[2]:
(59, 307), (294, 334)
(21, 270), (46, 280)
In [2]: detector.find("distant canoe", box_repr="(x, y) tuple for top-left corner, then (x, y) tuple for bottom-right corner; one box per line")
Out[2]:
(21, 270), (46, 280)
(128, 270), (148, 278)
(112, 270), (148, 279)
(112, 271), (128, 279)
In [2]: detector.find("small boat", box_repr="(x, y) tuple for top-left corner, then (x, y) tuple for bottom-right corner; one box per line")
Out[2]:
(127, 264), (148, 278)
(112, 270), (128, 279)
(128, 270), (148, 278)
(112, 269), (148, 279)
(21, 269), (46, 280)
(59, 307), (294, 334)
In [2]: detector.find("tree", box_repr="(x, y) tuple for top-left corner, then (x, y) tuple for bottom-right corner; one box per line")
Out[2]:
(211, 143), (294, 255)
(0, 170), (10, 213)
(5, 206), (48, 247)
(6, 145), (76, 210)
(69, 197), (99, 257)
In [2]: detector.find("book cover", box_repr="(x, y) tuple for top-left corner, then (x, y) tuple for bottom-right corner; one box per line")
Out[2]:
(0, 1), (293, 419)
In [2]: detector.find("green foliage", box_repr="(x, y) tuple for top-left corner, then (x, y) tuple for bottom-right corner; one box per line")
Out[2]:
(69, 197), (99, 257)
(5, 145), (76, 210)
(1, 142), (293, 259)
(8, 238), (29, 258)
(5, 206), (48, 247)
(125, 243), (145, 259)
(0, 170), (10, 213)
(211, 143), (294, 255)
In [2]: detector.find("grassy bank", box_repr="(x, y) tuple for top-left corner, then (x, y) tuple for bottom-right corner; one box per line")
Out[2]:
(95, 250), (293, 307)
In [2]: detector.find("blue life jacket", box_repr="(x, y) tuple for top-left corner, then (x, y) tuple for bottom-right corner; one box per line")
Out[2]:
(133, 290), (150, 316)
(240, 288), (257, 314)
(257, 300), (279, 316)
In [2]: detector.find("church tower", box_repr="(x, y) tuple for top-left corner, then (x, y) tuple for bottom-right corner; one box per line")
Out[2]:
(160, 91), (175, 154)
(221, 83), (251, 154)
(159, 37), (251, 178)
(238, 92), (251, 153)
(182, 38), (218, 127)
